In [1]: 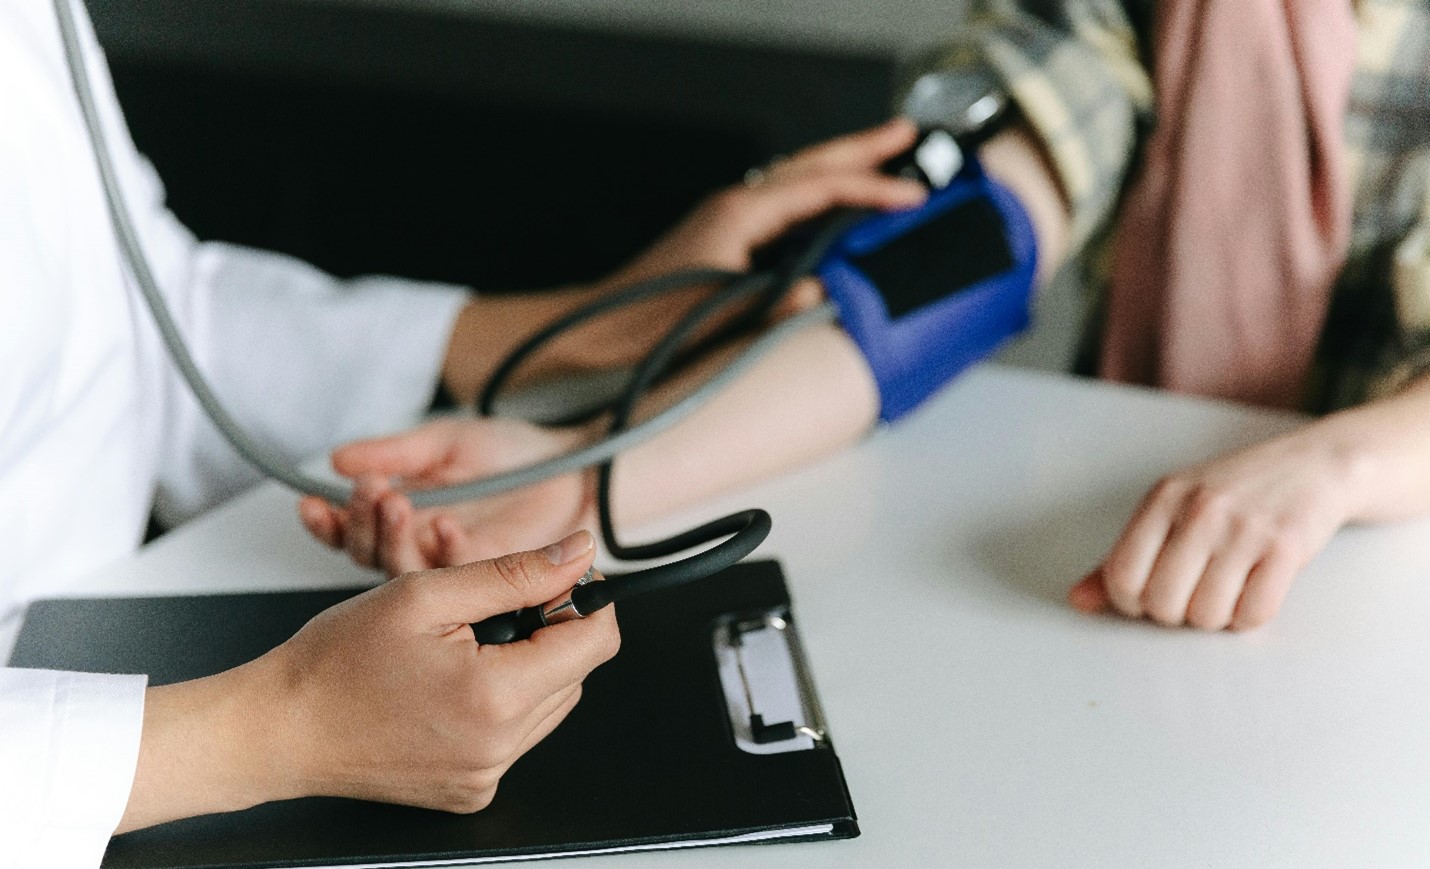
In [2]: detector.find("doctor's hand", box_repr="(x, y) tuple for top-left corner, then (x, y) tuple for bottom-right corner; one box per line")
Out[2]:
(118, 532), (619, 833)
(300, 418), (596, 575)
(440, 119), (925, 402)
(564, 117), (930, 383)
(1067, 428), (1360, 631)
(609, 118), (926, 285)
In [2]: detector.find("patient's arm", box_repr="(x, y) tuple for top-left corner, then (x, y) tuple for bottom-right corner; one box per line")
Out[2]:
(436, 120), (928, 403)
(299, 324), (878, 573)
(608, 122), (1071, 521)
(300, 125), (1071, 574)
(1070, 372), (1430, 630)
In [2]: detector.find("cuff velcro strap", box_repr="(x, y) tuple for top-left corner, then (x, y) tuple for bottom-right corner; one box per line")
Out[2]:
(817, 156), (1038, 422)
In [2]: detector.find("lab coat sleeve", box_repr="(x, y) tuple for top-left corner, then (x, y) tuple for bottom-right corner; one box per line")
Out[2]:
(0, 668), (147, 869)
(150, 242), (470, 527)
(54, 0), (470, 525)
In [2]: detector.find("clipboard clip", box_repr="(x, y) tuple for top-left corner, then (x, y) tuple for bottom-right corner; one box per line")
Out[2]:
(714, 609), (831, 755)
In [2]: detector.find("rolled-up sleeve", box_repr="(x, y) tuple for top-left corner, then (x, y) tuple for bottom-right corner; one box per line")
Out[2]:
(1371, 218), (1430, 396)
(0, 668), (147, 869)
(904, 0), (1154, 246)
(1345, 1), (1430, 404)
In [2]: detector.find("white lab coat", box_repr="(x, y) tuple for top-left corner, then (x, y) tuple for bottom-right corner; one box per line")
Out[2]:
(0, 1), (469, 864)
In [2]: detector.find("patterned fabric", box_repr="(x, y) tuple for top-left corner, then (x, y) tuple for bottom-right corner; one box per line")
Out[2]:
(910, 0), (1430, 412)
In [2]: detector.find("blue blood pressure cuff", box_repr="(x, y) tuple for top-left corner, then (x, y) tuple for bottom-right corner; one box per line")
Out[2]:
(817, 156), (1037, 422)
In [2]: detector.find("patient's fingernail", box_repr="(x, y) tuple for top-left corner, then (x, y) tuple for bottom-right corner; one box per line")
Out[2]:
(543, 530), (593, 565)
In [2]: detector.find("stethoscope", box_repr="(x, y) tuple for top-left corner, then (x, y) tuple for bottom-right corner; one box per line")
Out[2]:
(51, 0), (869, 643)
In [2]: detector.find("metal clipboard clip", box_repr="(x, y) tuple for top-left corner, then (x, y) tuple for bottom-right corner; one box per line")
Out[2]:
(713, 608), (831, 755)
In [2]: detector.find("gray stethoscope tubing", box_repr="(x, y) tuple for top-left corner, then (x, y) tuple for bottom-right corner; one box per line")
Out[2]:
(53, 0), (833, 509)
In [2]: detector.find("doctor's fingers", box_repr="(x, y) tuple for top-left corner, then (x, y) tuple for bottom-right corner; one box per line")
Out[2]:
(419, 685), (580, 815)
(769, 168), (926, 216)
(779, 118), (918, 177)
(453, 685), (583, 813)
(494, 682), (582, 767)
(508, 683), (583, 768)
(478, 607), (620, 707)
(726, 169), (925, 253)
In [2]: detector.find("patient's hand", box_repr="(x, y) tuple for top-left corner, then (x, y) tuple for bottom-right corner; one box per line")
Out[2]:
(1068, 426), (1359, 631)
(300, 418), (596, 575)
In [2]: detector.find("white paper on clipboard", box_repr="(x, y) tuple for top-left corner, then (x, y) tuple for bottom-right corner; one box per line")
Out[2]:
(713, 611), (829, 755)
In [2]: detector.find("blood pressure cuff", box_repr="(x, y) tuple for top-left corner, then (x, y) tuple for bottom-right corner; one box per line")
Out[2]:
(817, 158), (1037, 422)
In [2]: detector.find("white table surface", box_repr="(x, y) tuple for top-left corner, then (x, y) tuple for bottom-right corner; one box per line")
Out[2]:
(15, 364), (1430, 867)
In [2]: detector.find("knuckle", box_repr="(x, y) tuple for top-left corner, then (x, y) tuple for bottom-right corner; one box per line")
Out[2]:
(478, 693), (531, 744)
(388, 572), (431, 610)
(1228, 510), (1269, 541)
(464, 728), (514, 769)
(596, 621), (622, 662)
(490, 553), (538, 597)
(446, 776), (497, 814)
(1183, 485), (1231, 524)
(465, 788), (498, 814)
(1148, 475), (1186, 504)
(1263, 534), (1305, 566)
(469, 684), (521, 731)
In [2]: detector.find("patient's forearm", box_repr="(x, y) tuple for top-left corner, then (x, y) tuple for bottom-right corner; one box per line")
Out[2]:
(607, 323), (879, 527)
(600, 126), (1070, 527)
(442, 287), (607, 404)
(1327, 373), (1430, 524)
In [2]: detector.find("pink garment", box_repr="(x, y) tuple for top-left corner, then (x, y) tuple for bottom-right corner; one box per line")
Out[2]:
(1100, 0), (1359, 408)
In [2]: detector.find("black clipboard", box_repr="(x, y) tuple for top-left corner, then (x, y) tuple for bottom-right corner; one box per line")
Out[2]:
(9, 560), (858, 868)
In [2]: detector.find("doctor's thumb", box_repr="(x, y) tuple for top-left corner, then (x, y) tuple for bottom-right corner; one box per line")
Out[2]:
(404, 530), (597, 627)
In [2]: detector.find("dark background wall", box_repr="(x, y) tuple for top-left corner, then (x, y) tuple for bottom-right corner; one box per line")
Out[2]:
(88, 0), (900, 292)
